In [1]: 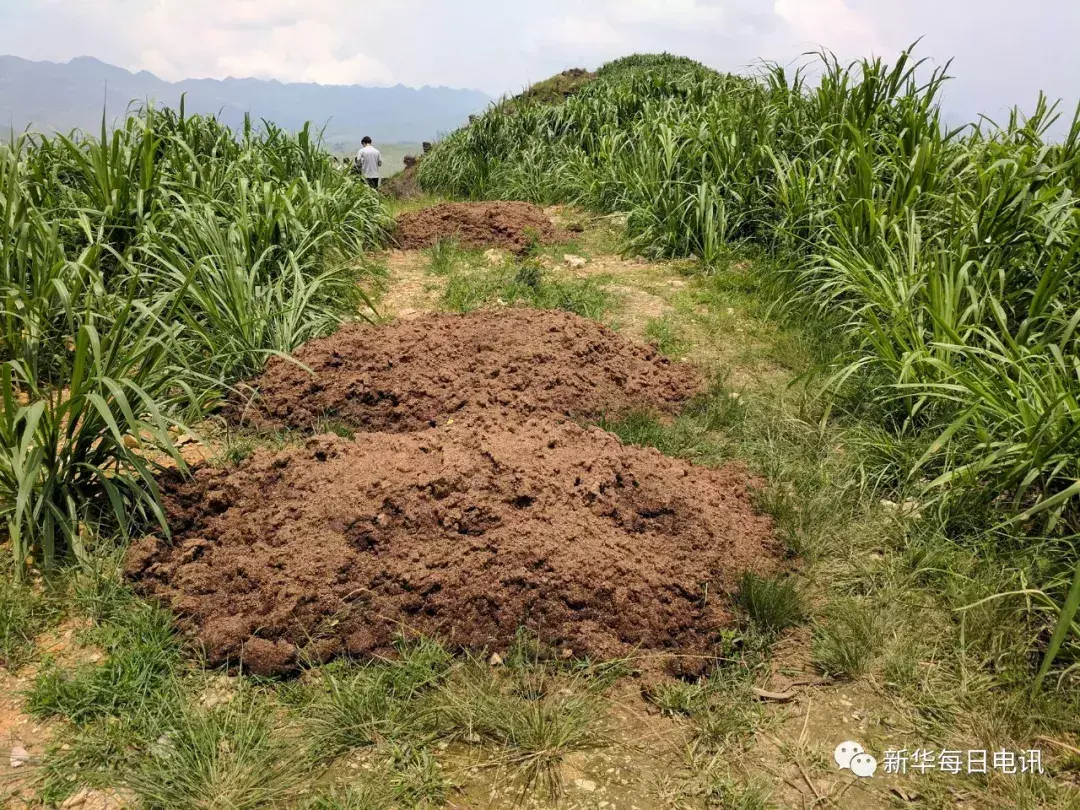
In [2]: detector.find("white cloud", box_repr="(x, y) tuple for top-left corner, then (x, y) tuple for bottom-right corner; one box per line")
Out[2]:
(21, 0), (398, 86)
(551, 17), (625, 48)
(772, 0), (883, 55)
(211, 21), (395, 85)
(610, 0), (727, 27)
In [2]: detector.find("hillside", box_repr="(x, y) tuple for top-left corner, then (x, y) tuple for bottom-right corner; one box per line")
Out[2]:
(0, 55), (491, 142)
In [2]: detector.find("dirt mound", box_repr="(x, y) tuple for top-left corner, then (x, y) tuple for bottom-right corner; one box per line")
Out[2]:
(240, 309), (701, 433)
(126, 418), (777, 676)
(394, 201), (558, 252)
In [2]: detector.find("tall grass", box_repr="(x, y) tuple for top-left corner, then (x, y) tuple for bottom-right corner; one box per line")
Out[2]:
(419, 46), (1080, 680)
(1, 103), (393, 573)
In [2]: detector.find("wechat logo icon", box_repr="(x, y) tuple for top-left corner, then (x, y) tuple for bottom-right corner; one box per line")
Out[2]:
(835, 740), (878, 778)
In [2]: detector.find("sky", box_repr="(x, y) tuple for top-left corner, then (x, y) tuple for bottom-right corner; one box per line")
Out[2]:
(1, 0), (1079, 126)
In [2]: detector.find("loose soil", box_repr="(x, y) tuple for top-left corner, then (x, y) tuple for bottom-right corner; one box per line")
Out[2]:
(239, 309), (702, 434)
(393, 201), (559, 252)
(126, 417), (777, 676)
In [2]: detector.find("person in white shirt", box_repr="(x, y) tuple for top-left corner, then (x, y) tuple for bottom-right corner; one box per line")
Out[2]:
(355, 136), (382, 190)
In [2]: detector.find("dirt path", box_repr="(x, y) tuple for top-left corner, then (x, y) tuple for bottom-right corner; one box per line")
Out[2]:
(357, 206), (915, 810)
(10, 202), (1069, 810)
(360, 204), (1019, 810)
(378, 249), (446, 320)
(374, 207), (795, 392)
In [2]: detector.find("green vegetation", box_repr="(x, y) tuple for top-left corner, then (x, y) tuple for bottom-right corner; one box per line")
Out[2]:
(434, 663), (610, 798)
(434, 249), (615, 320)
(1, 104), (392, 573)
(0, 569), (57, 668)
(811, 600), (882, 679)
(29, 592), (180, 723)
(420, 47), (1080, 684)
(735, 572), (806, 636)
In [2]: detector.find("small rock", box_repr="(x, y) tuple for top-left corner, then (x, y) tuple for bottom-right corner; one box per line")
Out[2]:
(564, 255), (587, 269)
(489, 652), (504, 667)
(9, 745), (30, 768)
(573, 778), (597, 792)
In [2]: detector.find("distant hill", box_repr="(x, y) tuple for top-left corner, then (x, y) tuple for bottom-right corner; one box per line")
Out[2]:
(0, 55), (492, 143)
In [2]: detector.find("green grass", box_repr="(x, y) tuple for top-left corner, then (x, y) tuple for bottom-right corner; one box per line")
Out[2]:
(306, 638), (451, 757)
(593, 377), (744, 466)
(645, 314), (688, 357)
(644, 670), (762, 754)
(433, 663), (610, 798)
(304, 744), (451, 809)
(28, 589), (181, 724)
(425, 237), (468, 276)
(1, 105), (392, 574)
(0, 572), (57, 669)
(513, 69), (596, 106)
(811, 600), (881, 680)
(121, 692), (313, 810)
(735, 572), (805, 636)
(440, 259), (614, 320)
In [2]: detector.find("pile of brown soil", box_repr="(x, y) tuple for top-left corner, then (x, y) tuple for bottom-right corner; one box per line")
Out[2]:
(394, 201), (558, 252)
(126, 418), (777, 676)
(240, 309), (701, 433)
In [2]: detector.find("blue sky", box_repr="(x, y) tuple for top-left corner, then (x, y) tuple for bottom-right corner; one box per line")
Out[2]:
(2, 0), (1078, 126)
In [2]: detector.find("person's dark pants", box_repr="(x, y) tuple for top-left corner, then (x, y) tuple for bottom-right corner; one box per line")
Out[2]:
(366, 177), (380, 190)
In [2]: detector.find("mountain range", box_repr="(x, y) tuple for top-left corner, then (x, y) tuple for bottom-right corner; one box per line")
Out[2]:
(0, 55), (492, 144)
